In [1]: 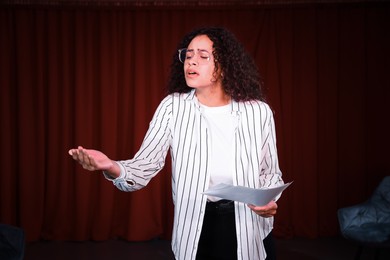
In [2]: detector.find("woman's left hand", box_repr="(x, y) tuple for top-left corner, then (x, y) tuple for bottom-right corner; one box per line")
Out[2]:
(247, 200), (278, 218)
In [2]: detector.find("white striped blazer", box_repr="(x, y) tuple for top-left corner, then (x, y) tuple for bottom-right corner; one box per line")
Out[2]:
(108, 89), (284, 260)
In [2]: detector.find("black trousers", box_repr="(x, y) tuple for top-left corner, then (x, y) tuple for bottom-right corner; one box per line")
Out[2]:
(0, 224), (25, 260)
(196, 200), (276, 260)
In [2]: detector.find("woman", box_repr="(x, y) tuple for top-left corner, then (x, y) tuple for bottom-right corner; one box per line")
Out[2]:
(69, 27), (284, 260)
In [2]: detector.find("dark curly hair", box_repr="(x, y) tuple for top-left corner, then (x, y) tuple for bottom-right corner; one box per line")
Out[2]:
(166, 27), (265, 102)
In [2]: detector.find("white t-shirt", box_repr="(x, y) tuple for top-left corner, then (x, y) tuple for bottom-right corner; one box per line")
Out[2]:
(200, 103), (235, 201)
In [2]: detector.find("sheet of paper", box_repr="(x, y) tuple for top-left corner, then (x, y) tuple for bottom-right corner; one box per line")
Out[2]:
(202, 182), (292, 206)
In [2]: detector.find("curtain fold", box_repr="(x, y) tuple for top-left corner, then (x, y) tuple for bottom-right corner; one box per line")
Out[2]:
(0, 2), (389, 242)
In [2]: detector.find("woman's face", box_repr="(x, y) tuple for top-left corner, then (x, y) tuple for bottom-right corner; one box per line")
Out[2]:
(183, 35), (220, 90)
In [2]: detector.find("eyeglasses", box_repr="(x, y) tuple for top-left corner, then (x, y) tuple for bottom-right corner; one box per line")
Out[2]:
(178, 48), (212, 65)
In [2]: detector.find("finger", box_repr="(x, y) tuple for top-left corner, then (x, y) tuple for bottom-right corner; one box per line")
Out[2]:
(86, 154), (97, 169)
(75, 148), (87, 164)
(80, 149), (98, 170)
(262, 209), (277, 216)
(71, 149), (81, 161)
(248, 204), (266, 211)
(69, 149), (78, 160)
(247, 204), (254, 209)
(79, 148), (88, 161)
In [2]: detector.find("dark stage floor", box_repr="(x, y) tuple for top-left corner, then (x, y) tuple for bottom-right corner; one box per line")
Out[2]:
(23, 236), (390, 260)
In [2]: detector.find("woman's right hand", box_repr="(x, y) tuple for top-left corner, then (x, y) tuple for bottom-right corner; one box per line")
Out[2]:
(68, 146), (120, 177)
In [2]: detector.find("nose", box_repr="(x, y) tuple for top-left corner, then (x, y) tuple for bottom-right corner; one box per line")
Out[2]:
(188, 59), (198, 66)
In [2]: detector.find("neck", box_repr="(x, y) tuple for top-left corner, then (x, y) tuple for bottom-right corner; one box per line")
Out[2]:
(195, 86), (231, 107)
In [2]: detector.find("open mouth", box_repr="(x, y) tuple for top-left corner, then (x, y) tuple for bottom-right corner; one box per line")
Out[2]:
(187, 70), (198, 76)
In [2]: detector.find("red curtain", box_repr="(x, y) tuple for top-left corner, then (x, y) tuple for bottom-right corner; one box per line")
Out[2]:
(1, 1), (389, 242)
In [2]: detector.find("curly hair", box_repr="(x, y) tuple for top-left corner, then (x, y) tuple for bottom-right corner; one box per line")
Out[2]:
(166, 27), (265, 102)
